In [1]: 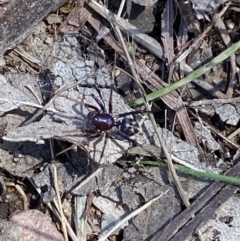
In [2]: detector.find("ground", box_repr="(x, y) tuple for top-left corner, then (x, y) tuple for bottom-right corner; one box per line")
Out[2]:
(0, 0), (240, 241)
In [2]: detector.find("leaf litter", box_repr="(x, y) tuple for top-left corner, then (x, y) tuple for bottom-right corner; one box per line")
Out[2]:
(1, 1), (240, 240)
(0, 61), (219, 241)
(0, 36), (210, 240)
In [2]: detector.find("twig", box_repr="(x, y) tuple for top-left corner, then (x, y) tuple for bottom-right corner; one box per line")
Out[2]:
(227, 127), (240, 140)
(185, 97), (240, 106)
(97, 191), (167, 241)
(0, 97), (57, 112)
(88, 0), (164, 60)
(23, 72), (93, 126)
(108, 0), (191, 208)
(53, 165), (68, 241)
(15, 184), (28, 211)
(25, 84), (42, 104)
(72, 168), (103, 194)
(189, 110), (238, 149)
(29, 179), (78, 241)
(6, 182), (28, 211)
(129, 40), (240, 106)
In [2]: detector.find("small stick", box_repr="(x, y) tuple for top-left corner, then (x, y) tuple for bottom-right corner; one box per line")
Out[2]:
(227, 127), (240, 140)
(23, 72), (94, 126)
(6, 182), (29, 211)
(25, 84), (42, 104)
(112, 6), (191, 208)
(0, 97), (56, 112)
(189, 110), (238, 149)
(185, 97), (240, 106)
(98, 191), (167, 241)
(29, 178), (78, 241)
(53, 164), (68, 241)
(72, 168), (103, 193)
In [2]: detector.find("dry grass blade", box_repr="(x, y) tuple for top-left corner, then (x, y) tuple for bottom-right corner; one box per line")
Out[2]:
(86, 6), (197, 146)
(215, 15), (236, 97)
(116, 26), (192, 207)
(88, 0), (164, 60)
(161, 0), (175, 64)
(97, 191), (167, 241)
(53, 165), (68, 241)
(23, 72), (94, 126)
(91, 0), (191, 209)
(29, 179), (78, 241)
(6, 182), (29, 211)
(75, 196), (87, 240)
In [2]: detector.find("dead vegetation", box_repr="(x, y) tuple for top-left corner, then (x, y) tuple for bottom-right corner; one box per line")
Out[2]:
(1, 0), (240, 240)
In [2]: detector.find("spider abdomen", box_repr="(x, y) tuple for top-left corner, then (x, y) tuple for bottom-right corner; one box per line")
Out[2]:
(91, 113), (115, 131)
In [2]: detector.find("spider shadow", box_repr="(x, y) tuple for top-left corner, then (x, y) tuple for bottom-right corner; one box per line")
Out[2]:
(60, 89), (97, 130)
(89, 130), (130, 165)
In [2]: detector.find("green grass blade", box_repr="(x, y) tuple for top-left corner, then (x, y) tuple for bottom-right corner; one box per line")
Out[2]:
(140, 159), (240, 186)
(129, 41), (240, 106)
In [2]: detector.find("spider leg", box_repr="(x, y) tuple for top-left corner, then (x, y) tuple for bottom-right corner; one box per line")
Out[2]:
(83, 128), (102, 139)
(88, 131), (108, 164)
(115, 128), (138, 146)
(117, 110), (152, 118)
(108, 84), (113, 114)
(98, 132), (108, 164)
(91, 94), (107, 113)
(53, 92), (100, 113)
(93, 84), (113, 114)
(85, 103), (100, 112)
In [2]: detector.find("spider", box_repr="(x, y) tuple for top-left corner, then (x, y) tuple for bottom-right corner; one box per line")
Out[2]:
(57, 86), (150, 161)
(83, 87), (150, 147)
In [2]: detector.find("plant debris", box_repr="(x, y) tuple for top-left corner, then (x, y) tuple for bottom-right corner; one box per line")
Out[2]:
(1, 0), (240, 241)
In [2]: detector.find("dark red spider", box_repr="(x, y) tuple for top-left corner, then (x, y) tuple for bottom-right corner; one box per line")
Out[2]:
(83, 88), (150, 146)
(57, 86), (151, 161)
